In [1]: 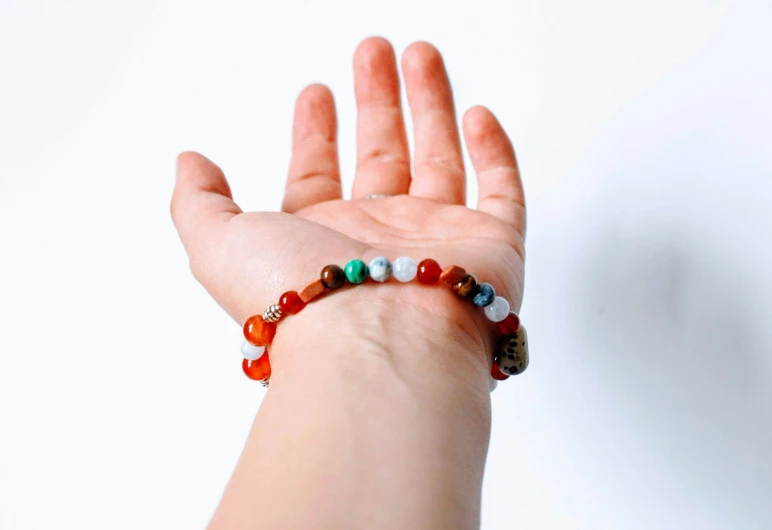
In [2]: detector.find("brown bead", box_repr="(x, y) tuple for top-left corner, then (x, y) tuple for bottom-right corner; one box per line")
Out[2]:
(452, 274), (477, 297)
(299, 280), (325, 303)
(440, 265), (467, 286)
(320, 264), (345, 290)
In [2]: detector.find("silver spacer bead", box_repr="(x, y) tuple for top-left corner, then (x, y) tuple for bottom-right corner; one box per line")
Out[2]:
(262, 303), (283, 322)
(260, 378), (270, 388)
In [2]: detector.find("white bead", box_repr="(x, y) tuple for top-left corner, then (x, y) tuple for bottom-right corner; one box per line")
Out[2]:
(392, 256), (417, 282)
(240, 340), (265, 361)
(489, 377), (498, 392)
(484, 296), (510, 322)
(368, 256), (393, 282)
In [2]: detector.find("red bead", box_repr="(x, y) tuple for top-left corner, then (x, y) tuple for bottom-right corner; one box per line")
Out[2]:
(491, 362), (510, 381)
(242, 354), (271, 381)
(496, 312), (521, 335)
(279, 291), (306, 314)
(243, 315), (276, 346)
(417, 259), (442, 284)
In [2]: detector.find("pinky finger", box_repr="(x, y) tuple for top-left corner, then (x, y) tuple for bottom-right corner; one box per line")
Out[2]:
(462, 106), (525, 232)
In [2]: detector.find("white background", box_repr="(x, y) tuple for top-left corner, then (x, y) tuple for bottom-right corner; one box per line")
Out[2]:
(1, 0), (771, 528)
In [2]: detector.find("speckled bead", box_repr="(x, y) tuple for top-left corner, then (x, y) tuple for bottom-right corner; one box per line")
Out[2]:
(344, 259), (369, 284)
(484, 296), (510, 322)
(368, 256), (393, 282)
(321, 264), (345, 289)
(472, 283), (495, 307)
(496, 326), (529, 376)
(392, 256), (417, 282)
(452, 274), (477, 297)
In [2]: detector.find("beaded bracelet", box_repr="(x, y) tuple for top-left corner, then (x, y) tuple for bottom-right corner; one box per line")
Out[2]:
(239, 257), (529, 391)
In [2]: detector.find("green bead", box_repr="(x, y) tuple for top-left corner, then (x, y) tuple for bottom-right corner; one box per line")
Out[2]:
(344, 259), (369, 284)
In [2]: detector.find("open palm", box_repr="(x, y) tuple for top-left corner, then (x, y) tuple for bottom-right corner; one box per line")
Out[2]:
(171, 38), (526, 326)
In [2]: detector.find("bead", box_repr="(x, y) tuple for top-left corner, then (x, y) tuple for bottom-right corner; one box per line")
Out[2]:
(452, 274), (477, 297)
(491, 362), (510, 381)
(279, 291), (306, 314)
(240, 340), (265, 361)
(392, 256), (417, 282)
(320, 264), (345, 289)
(243, 315), (276, 346)
(242, 354), (271, 381)
(440, 265), (466, 286)
(344, 259), (369, 284)
(496, 326), (529, 376)
(496, 312), (520, 335)
(472, 283), (495, 307)
(263, 304), (283, 322)
(484, 296), (510, 322)
(417, 259), (442, 284)
(368, 256), (393, 282)
(299, 280), (325, 303)
(489, 377), (498, 392)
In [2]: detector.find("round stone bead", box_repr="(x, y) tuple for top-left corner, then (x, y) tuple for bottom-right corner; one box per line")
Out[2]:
(243, 315), (276, 346)
(484, 296), (510, 322)
(496, 325), (529, 376)
(279, 291), (306, 314)
(368, 256), (393, 282)
(417, 259), (442, 284)
(392, 256), (417, 282)
(240, 340), (265, 361)
(496, 312), (520, 335)
(472, 283), (495, 307)
(491, 362), (510, 381)
(452, 274), (477, 297)
(242, 354), (272, 381)
(320, 264), (345, 289)
(344, 259), (369, 284)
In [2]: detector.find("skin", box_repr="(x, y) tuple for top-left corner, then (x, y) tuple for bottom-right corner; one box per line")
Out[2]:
(171, 37), (525, 530)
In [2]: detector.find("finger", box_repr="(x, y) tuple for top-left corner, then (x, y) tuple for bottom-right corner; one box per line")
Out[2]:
(171, 151), (242, 256)
(283, 84), (341, 213)
(462, 106), (525, 230)
(401, 42), (465, 204)
(351, 37), (411, 199)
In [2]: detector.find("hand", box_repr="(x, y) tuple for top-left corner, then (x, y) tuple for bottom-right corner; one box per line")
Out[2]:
(170, 38), (526, 348)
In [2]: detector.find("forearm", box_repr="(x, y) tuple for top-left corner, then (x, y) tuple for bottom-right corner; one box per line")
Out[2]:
(209, 285), (494, 530)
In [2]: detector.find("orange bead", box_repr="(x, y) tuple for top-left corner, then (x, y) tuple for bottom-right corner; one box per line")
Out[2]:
(496, 312), (521, 335)
(242, 354), (271, 381)
(417, 259), (442, 285)
(440, 265), (466, 286)
(279, 291), (306, 314)
(243, 315), (276, 346)
(491, 362), (510, 381)
(299, 279), (325, 303)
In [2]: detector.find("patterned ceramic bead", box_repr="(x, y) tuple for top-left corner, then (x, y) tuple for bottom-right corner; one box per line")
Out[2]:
(368, 257), (393, 282)
(392, 256), (417, 282)
(472, 283), (495, 307)
(417, 259), (442, 284)
(496, 326), (529, 376)
(321, 265), (345, 289)
(452, 274), (477, 297)
(344, 259), (369, 284)
(484, 296), (510, 322)
(240, 340), (265, 361)
(440, 265), (466, 286)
